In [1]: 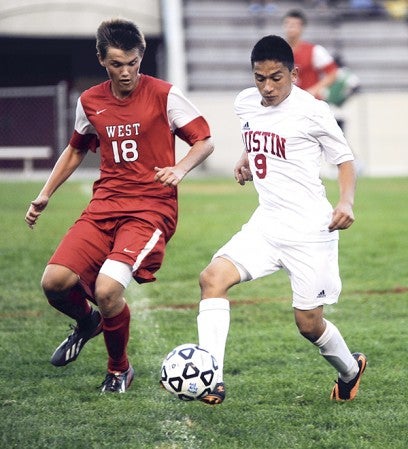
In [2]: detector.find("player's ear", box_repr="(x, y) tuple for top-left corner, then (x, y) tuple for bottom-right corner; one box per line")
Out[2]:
(291, 66), (298, 83)
(97, 52), (105, 67)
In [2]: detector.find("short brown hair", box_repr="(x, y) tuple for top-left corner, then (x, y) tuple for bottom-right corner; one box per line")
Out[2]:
(283, 9), (307, 25)
(96, 18), (146, 60)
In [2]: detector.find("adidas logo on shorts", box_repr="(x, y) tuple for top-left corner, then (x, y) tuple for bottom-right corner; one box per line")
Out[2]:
(317, 290), (326, 299)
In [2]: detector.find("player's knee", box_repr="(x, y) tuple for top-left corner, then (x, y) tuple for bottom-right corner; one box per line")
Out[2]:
(41, 264), (78, 295)
(199, 261), (237, 297)
(294, 307), (325, 343)
(94, 280), (125, 317)
(199, 265), (220, 292)
(297, 326), (318, 342)
(295, 318), (323, 343)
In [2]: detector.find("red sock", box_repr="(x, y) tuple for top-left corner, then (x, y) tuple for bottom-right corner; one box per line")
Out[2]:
(47, 284), (92, 322)
(103, 303), (131, 373)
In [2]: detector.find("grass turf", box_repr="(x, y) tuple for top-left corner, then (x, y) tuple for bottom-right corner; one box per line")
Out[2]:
(0, 177), (407, 448)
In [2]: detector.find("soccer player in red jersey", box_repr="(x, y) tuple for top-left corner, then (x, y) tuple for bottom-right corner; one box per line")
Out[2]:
(25, 18), (214, 393)
(283, 9), (338, 100)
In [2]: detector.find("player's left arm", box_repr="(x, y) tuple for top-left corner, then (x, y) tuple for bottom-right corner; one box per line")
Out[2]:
(155, 87), (214, 186)
(329, 160), (356, 231)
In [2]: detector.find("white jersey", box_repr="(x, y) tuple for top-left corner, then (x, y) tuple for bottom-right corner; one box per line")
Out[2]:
(234, 85), (354, 243)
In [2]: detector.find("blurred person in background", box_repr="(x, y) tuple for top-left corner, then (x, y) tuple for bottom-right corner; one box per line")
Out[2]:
(282, 8), (358, 134)
(282, 8), (338, 101)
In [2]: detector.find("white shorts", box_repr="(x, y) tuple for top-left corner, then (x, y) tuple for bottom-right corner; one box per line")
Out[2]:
(213, 220), (342, 310)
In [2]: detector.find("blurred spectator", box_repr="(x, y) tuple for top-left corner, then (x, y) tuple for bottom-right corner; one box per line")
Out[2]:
(282, 9), (338, 100)
(282, 9), (360, 132)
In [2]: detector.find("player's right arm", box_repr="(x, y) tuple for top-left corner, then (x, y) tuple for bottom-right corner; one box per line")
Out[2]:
(25, 144), (87, 228)
(234, 150), (253, 185)
(309, 45), (338, 99)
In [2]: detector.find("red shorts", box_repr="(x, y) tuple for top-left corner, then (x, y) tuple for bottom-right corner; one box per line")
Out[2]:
(48, 211), (176, 296)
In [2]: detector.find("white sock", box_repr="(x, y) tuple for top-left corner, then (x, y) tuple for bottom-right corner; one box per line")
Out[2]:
(314, 319), (359, 382)
(197, 298), (230, 382)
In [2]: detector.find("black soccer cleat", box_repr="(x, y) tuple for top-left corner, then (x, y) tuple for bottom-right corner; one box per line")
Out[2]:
(200, 382), (226, 405)
(50, 309), (103, 366)
(100, 365), (135, 393)
(330, 352), (367, 401)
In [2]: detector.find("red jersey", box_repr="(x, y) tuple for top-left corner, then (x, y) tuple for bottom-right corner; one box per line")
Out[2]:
(69, 74), (211, 220)
(293, 41), (337, 91)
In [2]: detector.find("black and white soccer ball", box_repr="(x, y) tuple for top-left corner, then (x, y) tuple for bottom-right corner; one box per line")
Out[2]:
(160, 343), (218, 401)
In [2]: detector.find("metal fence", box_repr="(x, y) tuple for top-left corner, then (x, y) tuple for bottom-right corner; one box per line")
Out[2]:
(0, 82), (68, 172)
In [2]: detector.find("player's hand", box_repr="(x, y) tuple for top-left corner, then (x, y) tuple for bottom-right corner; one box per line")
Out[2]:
(154, 166), (186, 187)
(234, 158), (253, 185)
(328, 202), (355, 231)
(25, 195), (49, 229)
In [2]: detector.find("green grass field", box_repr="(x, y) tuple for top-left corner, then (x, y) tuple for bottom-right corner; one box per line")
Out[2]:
(0, 177), (407, 449)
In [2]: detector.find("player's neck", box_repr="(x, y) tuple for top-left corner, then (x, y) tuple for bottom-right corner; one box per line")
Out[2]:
(110, 74), (142, 100)
(288, 36), (301, 50)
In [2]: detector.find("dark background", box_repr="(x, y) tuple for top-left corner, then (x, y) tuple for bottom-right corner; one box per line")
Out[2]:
(1, 36), (162, 90)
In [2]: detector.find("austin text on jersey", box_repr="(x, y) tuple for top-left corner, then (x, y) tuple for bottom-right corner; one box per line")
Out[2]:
(242, 130), (286, 160)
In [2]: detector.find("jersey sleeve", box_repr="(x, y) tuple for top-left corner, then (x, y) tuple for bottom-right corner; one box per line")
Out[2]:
(312, 44), (337, 73)
(68, 97), (100, 152)
(174, 116), (211, 146)
(167, 86), (211, 145)
(311, 101), (354, 165)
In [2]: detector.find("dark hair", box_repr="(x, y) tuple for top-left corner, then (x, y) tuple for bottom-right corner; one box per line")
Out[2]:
(251, 35), (294, 71)
(283, 9), (307, 25)
(96, 18), (146, 59)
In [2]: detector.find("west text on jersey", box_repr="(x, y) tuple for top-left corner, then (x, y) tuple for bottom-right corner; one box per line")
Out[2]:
(242, 131), (286, 159)
(105, 123), (141, 138)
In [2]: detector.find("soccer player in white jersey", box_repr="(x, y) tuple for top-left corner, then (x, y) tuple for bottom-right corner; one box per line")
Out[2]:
(197, 35), (366, 405)
(25, 18), (213, 393)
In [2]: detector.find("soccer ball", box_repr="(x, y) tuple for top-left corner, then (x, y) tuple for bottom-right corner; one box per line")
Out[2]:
(160, 343), (218, 401)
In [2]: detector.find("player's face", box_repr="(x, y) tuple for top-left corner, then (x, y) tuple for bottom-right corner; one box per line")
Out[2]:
(253, 60), (297, 107)
(283, 17), (304, 43)
(98, 47), (143, 99)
